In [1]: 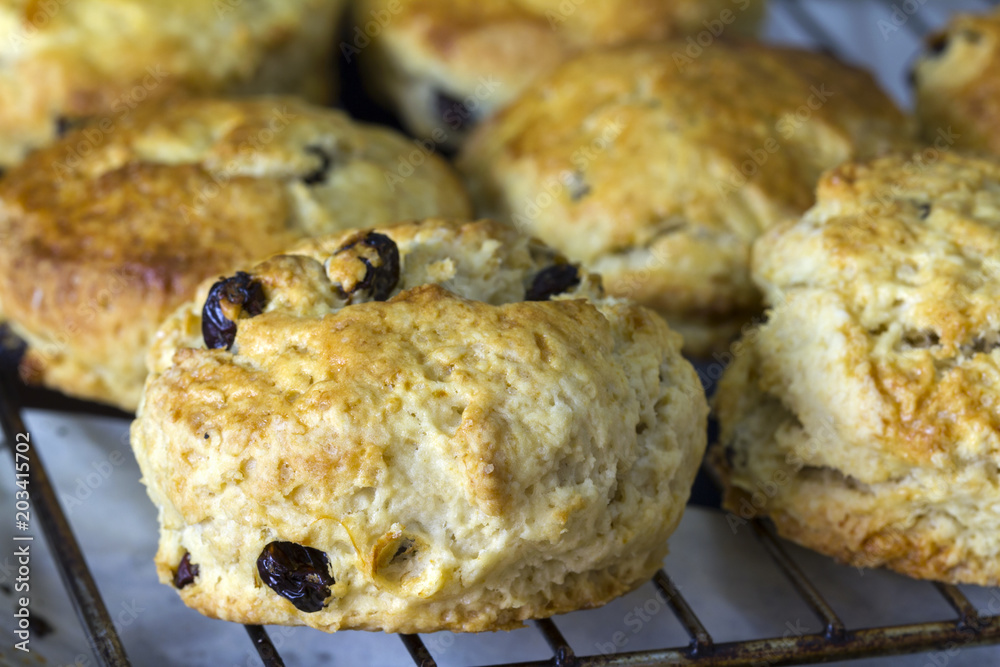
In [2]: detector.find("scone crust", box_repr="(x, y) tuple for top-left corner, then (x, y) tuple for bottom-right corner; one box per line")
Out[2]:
(355, 0), (764, 144)
(132, 219), (708, 633)
(715, 152), (1000, 585)
(914, 8), (1000, 156)
(0, 97), (471, 410)
(459, 42), (913, 355)
(0, 0), (346, 166)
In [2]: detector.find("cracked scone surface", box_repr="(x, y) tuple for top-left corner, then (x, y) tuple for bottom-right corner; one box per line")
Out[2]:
(0, 96), (471, 412)
(354, 0), (764, 147)
(914, 7), (1000, 156)
(459, 42), (913, 355)
(0, 0), (346, 167)
(714, 152), (1000, 585)
(132, 219), (708, 633)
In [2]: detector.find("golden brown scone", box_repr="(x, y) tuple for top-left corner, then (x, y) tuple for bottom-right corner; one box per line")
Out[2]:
(714, 152), (1000, 585)
(131, 218), (708, 633)
(353, 0), (765, 147)
(459, 42), (914, 356)
(0, 97), (471, 411)
(914, 8), (1000, 156)
(0, 0), (346, 167)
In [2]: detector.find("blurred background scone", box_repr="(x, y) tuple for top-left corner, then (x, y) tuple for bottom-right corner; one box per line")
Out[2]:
(0, 96), (471, 412)
(913, 7), (1000, 156)
(353, 0), (765, 148)
(715, 151), (1000, 585)
(0, 0), (347, 167)
(459, 42), (914, 356)
(132, 218), (708, 633)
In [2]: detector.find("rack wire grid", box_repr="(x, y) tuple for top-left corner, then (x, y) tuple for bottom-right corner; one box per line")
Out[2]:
(4, 0), (1000, 665)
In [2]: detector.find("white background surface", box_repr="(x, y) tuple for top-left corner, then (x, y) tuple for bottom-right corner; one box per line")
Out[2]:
(5, 1), (1000, 666)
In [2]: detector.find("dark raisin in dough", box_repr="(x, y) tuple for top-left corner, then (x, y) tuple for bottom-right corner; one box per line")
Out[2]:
(173, 552), (199, 589)
(927, 32), (949, 56)
(334, 232), (400, 301)
(201, 272), (266, 350)
(526, 265), (580, 301)
(257, 541), (336, 613)
(436, 91), (475, 133)
(302, 145), (333, 185)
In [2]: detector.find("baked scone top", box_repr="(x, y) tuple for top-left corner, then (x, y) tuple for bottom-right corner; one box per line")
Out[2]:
(0, 0), (346, 165)
(914, 7), (1000, 155)
(358, 0), (764, 97)
(135, 219), (708, 632)
(743, 152), (1000, 478)
(459, 42), (912, 351)
(0, 96), (470, 410)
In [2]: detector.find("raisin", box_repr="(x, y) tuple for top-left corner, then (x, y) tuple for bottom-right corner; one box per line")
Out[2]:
(173, 552), (198, 589)
(526, 265), (580, 301)
(927, 33), (949, 56)
(436, 91), (475, 133)
(302, 145), (333, 186)
(55, 116), (75, 137)
(334, 232), (400, 301)
(201, 271), (266, 350)
(257, 541), (335, 613)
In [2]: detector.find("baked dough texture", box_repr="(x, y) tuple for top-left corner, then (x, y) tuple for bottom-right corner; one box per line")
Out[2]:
(0, 97), (471, 411)
(0, 0), (346, 167)
(914, 7), (1000, 156)
(353, 0), (764, 147)
(715, 152), (1000, 585)
(131, 218), (708, 632)
(459, 42), (913, 355)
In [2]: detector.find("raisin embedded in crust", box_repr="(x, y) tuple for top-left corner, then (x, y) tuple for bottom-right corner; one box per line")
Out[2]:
(526, 265), (580, 301)
(201, 272), (266, 350)
(332, 232), (400, 302)
(302, 145), (334, 186)
(256, 541), (336, 613)
(173, 552), (199, 589)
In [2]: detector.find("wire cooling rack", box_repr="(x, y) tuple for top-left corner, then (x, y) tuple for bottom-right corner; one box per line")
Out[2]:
(4, 0), (1000, 665)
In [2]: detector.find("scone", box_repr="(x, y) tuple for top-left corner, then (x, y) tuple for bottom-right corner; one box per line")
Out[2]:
(353, 0), (764, 147)
(459, 42), (914, 355)
(0, 97), (471, 412)
(714, 152), (1000, 585)
(0, 0), (346, 167)
(913, 8), (1000, 156)
(131, 218), (708, 633)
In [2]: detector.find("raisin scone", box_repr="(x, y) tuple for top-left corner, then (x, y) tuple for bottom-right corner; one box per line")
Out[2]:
(459, 42), (915, 356)
(714, 152), (1000, 585)
(0, 97), (471, 412)
(131, 218), (708, 633)
(0, 0), (346, 167)
(913, 7), (1000, 156)
(353, 0), (765, 148)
